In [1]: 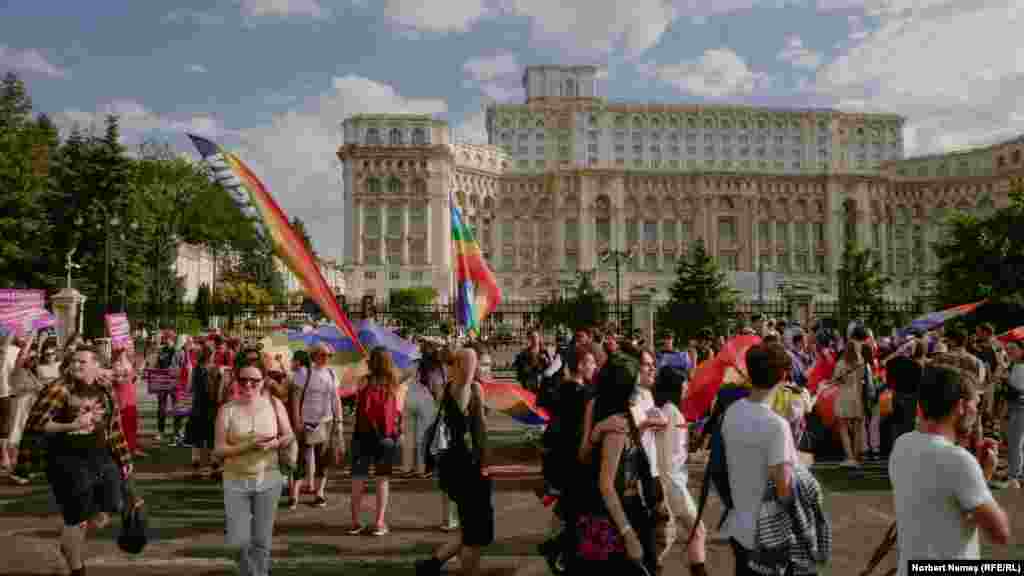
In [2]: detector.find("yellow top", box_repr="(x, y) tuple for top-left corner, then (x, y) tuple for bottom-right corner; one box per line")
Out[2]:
(221, 397), (279, 481)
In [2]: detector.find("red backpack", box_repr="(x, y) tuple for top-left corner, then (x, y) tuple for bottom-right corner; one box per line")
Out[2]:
(356, 383), (401, 440)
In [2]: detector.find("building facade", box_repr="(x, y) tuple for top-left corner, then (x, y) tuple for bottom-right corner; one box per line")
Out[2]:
(338, 66), (1024, 304)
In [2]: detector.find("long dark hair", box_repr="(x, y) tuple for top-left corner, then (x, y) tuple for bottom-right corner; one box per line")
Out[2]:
(593, 356), (638, 424)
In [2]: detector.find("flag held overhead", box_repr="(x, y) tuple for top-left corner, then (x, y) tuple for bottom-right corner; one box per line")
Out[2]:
(187, 133), (364, 356)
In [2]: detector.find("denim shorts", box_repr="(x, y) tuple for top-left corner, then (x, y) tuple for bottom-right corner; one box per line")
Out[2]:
(350, 435), (398, 479)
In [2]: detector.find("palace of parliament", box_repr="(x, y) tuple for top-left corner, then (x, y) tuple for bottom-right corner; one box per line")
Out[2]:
(336, 65), (1024, 304)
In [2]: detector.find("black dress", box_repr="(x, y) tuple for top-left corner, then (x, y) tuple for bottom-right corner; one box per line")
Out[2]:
(439, 385), (494, 548)
(184, 366), (214, 449)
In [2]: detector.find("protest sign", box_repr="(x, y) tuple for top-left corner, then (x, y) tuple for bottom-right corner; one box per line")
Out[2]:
(0, 306), (57, 338)
(144, 368), (178, 394)
(105, 313), (132, 350)
(0, 289), (45, 309)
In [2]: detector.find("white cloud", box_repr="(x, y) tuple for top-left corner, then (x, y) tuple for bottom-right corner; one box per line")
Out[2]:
(237, 0), (327, 19)
(776, 35), (823, 69)
(381, 0), (490, 33)
(54, 100), (227, 143)
(162, 9), (227, 26)
(231, 76), (448, 259)
(368, 0), (769, 59)
(462, 52), (524, 103)
(0, 45), (68, 78)
(188, 64), (208, 73)
(639, 48), (770, 98)
(813, 0), (1024, 155)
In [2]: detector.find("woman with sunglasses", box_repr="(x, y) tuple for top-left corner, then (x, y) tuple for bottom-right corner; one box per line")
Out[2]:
(293, 343), (342, 509)
(214, 362), (294, 576)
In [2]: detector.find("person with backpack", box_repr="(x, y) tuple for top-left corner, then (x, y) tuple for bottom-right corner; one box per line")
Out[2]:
(718, 343), (797, 576)
(349, 346), (405, 535)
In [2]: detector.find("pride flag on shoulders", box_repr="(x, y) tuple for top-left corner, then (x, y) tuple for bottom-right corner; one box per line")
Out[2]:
(896, 299), (986, 338)
(450, 192), (501, 334)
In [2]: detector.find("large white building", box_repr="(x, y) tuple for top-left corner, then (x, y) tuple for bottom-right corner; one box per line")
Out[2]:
(337, 65), (1024, 305)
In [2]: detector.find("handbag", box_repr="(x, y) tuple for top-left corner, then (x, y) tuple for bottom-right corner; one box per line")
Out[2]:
(625, 409), (673, 563)
(117, 476), (148, 554)
(272, 397), (298, 476)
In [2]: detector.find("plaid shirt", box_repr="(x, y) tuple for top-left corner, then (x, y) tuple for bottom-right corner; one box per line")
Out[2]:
(751, 466), (832, 576)
(19, 374), (132, 474)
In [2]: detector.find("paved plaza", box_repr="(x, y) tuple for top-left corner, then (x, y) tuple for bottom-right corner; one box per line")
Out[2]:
(1, 394), (1021, 575)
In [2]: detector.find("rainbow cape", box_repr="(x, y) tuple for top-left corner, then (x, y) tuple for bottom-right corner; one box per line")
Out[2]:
(187, 134), (364, 356)
(896, 299), (986, 338)
(450, 192), (501, 334)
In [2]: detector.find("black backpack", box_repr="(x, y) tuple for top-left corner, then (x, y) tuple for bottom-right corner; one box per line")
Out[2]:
(689, 389), (745, 543)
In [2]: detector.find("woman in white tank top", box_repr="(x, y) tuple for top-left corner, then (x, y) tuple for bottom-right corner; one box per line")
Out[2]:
(214, 363), (294, 576)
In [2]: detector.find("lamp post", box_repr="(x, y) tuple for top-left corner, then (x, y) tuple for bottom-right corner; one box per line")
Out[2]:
(600, 248), (634, 333)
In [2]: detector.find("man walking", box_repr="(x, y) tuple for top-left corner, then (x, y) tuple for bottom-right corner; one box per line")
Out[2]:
(23, 346), (133, 576)
(889, 364), (1009, 573)
(720, 343), (796, 575)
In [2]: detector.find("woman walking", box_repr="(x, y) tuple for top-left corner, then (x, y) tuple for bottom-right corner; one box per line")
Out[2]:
(401, 344), (440, 478)
(293, 343), (342, 509)
(214, 362), (294, 576)
(111, 348), (142, 458)
(415, 347), (493, 576)
(186, 346), (217, 478)
(285, 350), (312, 508)
(349, 346), (404, 535)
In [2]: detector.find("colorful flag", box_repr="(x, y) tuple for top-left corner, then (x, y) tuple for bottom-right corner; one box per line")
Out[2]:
(683, 334), (761, 421)
(479, 378), (549, 425)
(187, 134), (364, 356)
(896, 299), (987, 338)
(450, 192), (501, 334)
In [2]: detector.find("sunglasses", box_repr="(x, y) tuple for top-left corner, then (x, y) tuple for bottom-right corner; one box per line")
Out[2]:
(236, 377), (262, 387)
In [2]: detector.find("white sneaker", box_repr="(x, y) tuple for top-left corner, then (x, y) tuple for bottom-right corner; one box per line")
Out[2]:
(1009, 479), (1021, 489)
(440, 523), (459, 532)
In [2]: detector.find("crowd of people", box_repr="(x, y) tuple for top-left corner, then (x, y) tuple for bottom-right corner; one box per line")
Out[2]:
(0, 312), (1019, 575)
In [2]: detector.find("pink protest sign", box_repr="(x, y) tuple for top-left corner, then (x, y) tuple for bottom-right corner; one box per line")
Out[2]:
(144, 368), (178, 394)
(105, 313), (132, 349)
(0, 289), (45, 309)
(0, 306), (57, 337)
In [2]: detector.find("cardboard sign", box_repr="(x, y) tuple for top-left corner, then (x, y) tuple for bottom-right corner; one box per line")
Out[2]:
(105, 313), (132, 350)
(144, 368), (178, 394)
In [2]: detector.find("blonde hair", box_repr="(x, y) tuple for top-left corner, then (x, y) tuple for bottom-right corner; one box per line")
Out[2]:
(367, 346), (401, 394)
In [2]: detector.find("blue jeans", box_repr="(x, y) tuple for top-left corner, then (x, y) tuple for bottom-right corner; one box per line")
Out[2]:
(223, 471), (283, 576)
(1008, 404), (1024, 480)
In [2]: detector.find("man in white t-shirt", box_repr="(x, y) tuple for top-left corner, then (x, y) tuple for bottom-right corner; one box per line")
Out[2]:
(889, 365), (1009, 576)
(0, 333), (22, 471)
(720, 342), (796, 576)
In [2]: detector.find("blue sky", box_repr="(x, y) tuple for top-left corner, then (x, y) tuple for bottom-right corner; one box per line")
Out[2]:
(2, 0), (1021, 259)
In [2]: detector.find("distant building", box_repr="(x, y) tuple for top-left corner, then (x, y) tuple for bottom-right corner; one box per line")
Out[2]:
(337, 65), (1024, 303)
(274, 256), (346, 298)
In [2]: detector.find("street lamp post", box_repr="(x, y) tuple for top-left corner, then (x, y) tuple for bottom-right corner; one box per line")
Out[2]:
(600, 249), (634, 333)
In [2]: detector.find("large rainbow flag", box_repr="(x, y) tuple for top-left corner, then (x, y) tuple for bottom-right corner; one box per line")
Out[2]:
(187, 134), (364, 356)
(480, 378), (549, 425)
(450, 192), (501, 334)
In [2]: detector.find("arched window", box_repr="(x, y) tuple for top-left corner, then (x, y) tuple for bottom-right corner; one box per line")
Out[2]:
(411, 127), (426, 145)
(387, 177), (403, 194)
(365, 128), (381, 145)
(389, 128), (403, 145)
(367, 177), (382, 194)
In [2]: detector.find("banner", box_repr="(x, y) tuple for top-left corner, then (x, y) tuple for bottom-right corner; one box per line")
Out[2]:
(105, 313), (132, 350)
(144, 368), (178, 394)
(0, 290), (57, 337)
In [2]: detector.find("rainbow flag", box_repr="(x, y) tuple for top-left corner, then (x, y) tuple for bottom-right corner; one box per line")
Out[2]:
(450, 192), (501, 334)
(187, 134), (364, 356)
(896, 299), (987, 338)
(997, 326), (1024, 344)
(480, 379), (549, 425)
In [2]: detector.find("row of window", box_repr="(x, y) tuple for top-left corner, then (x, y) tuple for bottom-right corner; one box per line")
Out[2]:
(363, 127), (429, 146)
(501, 115), (899, 137)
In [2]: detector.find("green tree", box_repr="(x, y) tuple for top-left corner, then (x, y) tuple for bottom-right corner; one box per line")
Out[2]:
(290, 216), (316, 257)
(656, 239), (739, 341)
(933, 177), (1024, 308)
(0, 73), (54, 288)
(837, 240), (891, 330)
(538, 274), (609, 330)
(388, 286), (439, 334)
